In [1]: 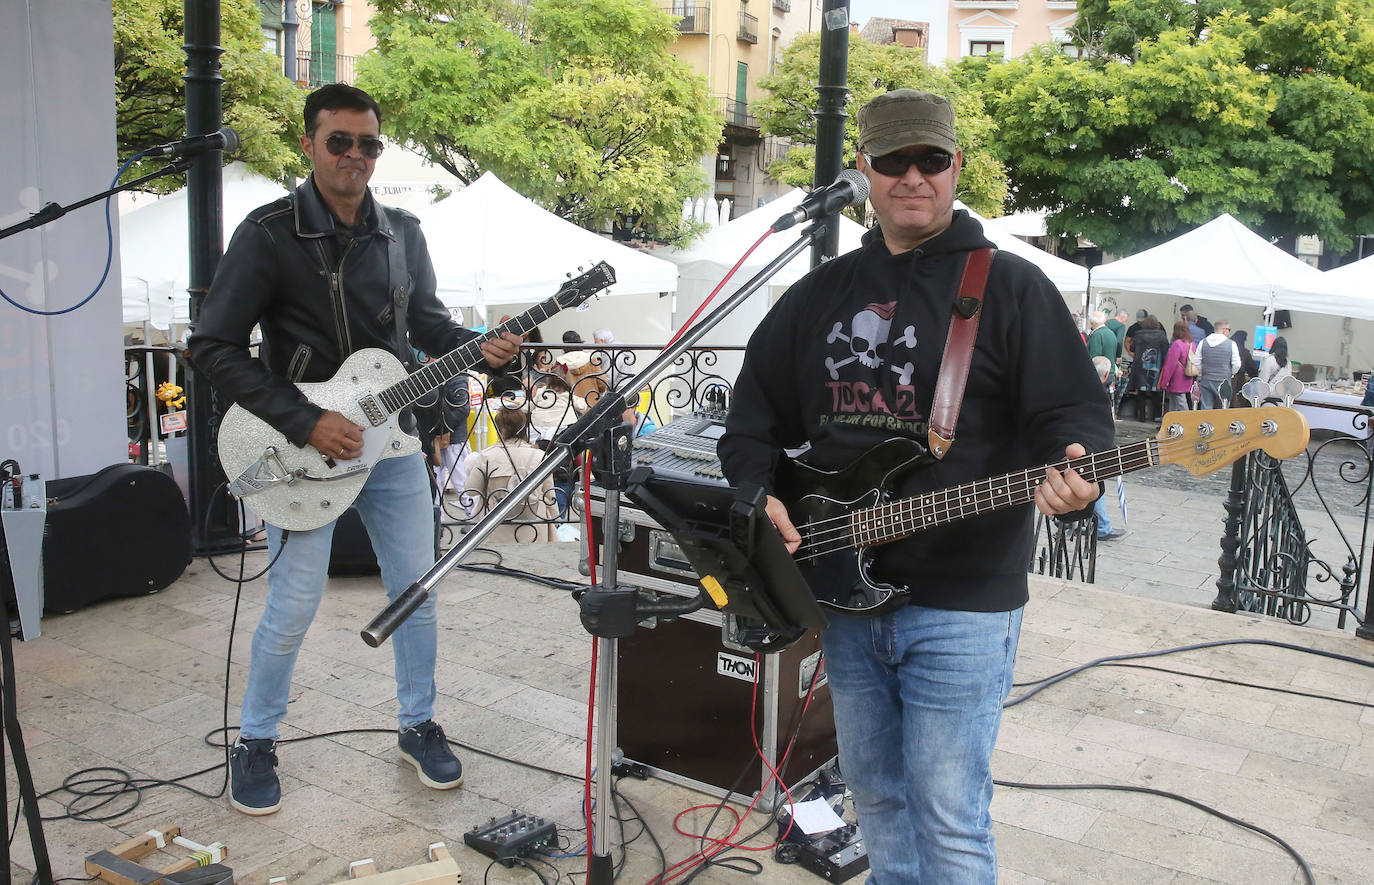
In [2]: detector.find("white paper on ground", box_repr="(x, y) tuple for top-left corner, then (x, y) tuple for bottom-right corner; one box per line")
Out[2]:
(785, 798), (845, 835)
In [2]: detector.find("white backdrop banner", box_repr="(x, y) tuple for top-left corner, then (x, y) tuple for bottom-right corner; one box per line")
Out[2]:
(0, 1), (126, 479)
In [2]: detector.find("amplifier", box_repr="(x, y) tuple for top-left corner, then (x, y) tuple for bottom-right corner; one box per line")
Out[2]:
(589, 416), (837, 802)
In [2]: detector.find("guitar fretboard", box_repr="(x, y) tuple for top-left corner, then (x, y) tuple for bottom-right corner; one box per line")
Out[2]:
(848, 439), (1160, 548)
(375, 295), (563, 414)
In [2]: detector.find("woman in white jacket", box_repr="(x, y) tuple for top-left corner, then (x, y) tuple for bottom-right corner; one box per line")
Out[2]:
(1258, 336), (1293, 386)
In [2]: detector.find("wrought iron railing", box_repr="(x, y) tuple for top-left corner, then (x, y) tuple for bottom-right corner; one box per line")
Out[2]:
(430, 344), (738, 545)
(719, 96), (759, 129)
(293, 50), (357, 87)
(738, 10), (759, 43)
(125, 346), (189, 465)
(663, 3), (710, 33)
(1218, 436), (1374, 635)
(1030, 514), (1098, 583)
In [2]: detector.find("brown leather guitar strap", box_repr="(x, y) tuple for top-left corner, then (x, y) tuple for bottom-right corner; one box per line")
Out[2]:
(928, 247), (995, 460)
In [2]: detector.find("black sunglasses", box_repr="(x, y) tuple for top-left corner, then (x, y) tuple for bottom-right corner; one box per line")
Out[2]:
(863, 150), (953, 177)
(324, 133), (385, 159)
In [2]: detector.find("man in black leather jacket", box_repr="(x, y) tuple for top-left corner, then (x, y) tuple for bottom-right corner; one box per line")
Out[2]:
(190, 84), (521, 816)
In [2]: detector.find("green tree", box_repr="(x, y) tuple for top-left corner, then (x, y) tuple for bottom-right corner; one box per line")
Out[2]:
(358, 0), (718, 242)
(977, 0), (1374, 254)
(755, 34), (1008, 217)
(113, 0), (305, 189)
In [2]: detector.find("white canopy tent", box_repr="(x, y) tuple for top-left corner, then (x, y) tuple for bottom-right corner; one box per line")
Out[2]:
(119, 163), (287, 329)
(1091, 214), (1374, 375)
(957, 202), (1089, 300)
(409, 172), (679, 309)
(1091, 214), (1343, 311)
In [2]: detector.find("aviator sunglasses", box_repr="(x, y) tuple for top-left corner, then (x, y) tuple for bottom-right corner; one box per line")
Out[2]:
(863, 150), (953, 177)
(324, 132), (385, 159)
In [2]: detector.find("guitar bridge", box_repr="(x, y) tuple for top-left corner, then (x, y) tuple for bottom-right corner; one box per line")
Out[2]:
(357, 393), (387, 427)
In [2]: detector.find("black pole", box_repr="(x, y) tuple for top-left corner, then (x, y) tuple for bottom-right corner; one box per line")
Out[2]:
(184, 0), (239, 553)
(283, 1), (299, 82)
(810, 0), (851, 268)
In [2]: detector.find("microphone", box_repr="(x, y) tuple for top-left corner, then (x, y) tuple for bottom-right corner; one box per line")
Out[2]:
(144, 127), (242, 158)
(772, 168), (870, 232)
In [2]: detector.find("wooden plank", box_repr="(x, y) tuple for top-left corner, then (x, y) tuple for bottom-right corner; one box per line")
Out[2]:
(327, 857), (460, 885)
(107, 826), (181, 864)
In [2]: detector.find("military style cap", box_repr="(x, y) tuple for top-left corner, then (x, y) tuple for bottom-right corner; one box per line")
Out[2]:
(857, 89), (957, 156)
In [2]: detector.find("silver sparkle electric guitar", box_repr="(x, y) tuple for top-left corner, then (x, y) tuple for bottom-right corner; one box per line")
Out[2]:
(217, 262), (614, 531)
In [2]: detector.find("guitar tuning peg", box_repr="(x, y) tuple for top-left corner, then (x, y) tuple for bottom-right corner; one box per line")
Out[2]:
(1240, 378), (1269, 409)
(1273, 374), (1304, 409)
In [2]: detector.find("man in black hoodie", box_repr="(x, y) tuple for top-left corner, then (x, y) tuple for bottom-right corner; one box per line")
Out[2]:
(718, 89), (1113, 882)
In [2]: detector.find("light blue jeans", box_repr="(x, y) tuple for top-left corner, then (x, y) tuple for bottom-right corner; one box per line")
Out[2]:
(1199, 378), (1224, 409)
(821, 604), (1023, 884)
(1093, 493), (1112, 537)
(240, 452), (438, 739)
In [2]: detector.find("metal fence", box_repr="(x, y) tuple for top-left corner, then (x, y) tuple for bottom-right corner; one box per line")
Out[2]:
(1217, 432), (1374, 637)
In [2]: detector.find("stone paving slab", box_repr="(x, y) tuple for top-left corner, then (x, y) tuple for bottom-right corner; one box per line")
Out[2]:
(9, 433), (1374, 883)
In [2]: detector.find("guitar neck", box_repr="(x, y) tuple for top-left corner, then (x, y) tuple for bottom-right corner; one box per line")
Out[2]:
(375, 296), (562, 414)
(851, 439), (1160, 548)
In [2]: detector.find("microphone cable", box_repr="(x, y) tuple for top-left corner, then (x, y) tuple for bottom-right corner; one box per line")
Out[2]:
(0, 152), (144, 317)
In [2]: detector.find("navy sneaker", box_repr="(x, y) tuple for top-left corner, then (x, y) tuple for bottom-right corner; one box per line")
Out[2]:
(399, 720), (463, 789)
(229, 737), (281, 815)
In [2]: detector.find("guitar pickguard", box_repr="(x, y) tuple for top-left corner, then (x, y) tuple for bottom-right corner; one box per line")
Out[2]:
(218, 348), (420, 532)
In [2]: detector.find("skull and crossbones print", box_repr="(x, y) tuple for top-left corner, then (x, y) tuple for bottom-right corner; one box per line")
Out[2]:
(826, 302), (918, 384)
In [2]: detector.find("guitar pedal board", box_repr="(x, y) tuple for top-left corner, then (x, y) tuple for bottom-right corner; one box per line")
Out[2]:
(463, 811), (558, 866)
(795, 824), (869, 883)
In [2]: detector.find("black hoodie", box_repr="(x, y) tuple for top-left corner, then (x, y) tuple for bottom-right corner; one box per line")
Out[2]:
(718, 210), (1114, 612)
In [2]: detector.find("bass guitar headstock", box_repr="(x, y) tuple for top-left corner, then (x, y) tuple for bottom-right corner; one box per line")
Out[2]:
(1154, 407), (1310, 476)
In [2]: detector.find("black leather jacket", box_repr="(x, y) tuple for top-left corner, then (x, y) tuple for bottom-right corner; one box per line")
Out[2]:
(190, 177), (473, 447)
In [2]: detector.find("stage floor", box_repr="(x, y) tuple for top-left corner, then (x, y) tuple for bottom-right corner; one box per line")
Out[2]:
(8, 501), (1374, 884)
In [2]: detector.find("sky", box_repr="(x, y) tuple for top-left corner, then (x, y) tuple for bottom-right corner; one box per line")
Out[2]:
(848, 1), (931, 27)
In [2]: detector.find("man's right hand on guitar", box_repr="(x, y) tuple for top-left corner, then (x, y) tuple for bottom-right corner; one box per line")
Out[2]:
(765, 494), (802, 554)
(309, 411), (364, 460)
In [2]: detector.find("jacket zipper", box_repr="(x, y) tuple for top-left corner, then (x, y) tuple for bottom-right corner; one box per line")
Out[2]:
(319, 238), (357, 361)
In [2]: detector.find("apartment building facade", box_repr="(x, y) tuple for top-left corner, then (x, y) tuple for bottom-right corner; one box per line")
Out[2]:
(664, 0), (825, 219)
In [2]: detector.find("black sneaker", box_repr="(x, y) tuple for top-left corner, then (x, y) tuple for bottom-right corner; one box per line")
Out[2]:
(398, 720), (463, 789)
(229, 737), (281, 815)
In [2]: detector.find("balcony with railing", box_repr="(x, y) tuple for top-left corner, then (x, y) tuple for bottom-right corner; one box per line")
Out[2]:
(718, 95), (758, 129)
(738, 10), (759, 43)
(662, 4), (710, 34)
(290, 50), (358, 87)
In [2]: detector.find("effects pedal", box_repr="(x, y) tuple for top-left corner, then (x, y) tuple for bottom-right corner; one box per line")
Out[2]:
(463, 811), (558, 866)
(797, 824), (869, 883)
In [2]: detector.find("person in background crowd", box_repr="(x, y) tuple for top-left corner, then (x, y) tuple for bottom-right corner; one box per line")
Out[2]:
(466, 406), (559, 543)
(1122, 308), (1148, 358)
(1087, 311), (1119, 381)
(1197, 319), (1241, 408)
(1157, 320), (1196, 413)
(1181, 304), (1213, 340)
(1106, 309), (1129, 361)
(1091, 356), (1127, 541)
(1258, 336), (1293, 387)
(593, 328), (614, 346)
(1231, 329), (1259, 379)
(1125, 315), (1169, 421)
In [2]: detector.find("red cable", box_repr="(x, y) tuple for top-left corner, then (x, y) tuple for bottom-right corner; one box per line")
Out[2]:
(662, 227), (777, 350)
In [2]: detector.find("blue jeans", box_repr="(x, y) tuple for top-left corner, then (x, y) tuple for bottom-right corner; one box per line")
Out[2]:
(1199, 379), (1224, 409)
(821, 604), (1023, 885)
(241, 452), (439, 739)
(1093, 493), (1112, 537)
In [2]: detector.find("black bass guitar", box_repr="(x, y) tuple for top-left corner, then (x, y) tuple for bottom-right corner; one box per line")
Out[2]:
(775, 407), (1310, 615)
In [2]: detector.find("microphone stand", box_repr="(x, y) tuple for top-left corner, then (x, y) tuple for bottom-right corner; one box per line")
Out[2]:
(362, 219), (831, 885)
(0, 158), (194, 242)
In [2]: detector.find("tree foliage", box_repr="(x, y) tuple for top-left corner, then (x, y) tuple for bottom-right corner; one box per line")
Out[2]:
(358, 0), (718, 242)
(972, 0), (1374, 254)
(113, 0), (305, 190)
(755, 34), (1008, 218)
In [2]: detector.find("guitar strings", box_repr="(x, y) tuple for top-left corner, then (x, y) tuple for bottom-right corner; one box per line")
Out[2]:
(789, 434), (1234, 562)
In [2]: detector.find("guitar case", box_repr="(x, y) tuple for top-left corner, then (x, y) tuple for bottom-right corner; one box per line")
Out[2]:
(42, 464), (191, 614)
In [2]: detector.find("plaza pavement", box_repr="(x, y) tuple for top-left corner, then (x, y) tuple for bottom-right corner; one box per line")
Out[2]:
(7, 438), (1374, 884)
